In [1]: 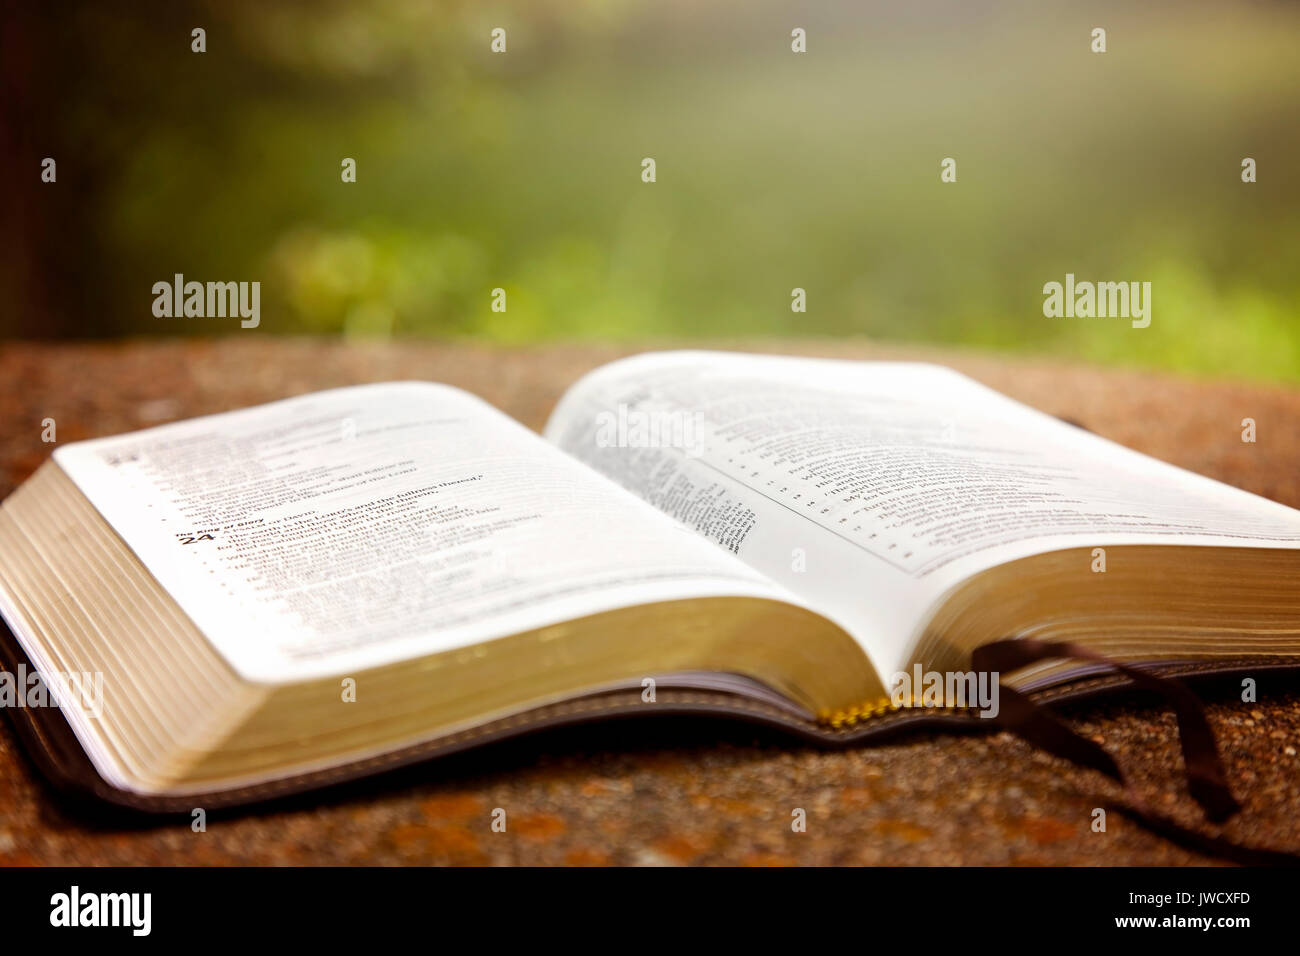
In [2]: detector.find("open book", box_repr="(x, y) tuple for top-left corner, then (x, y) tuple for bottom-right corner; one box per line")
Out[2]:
(2, 351), (1299, 810)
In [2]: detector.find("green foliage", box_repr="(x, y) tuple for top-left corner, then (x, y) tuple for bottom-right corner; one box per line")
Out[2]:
(14, 0), (1300, 380)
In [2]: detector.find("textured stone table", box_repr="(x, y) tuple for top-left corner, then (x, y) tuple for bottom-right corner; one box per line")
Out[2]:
(0, 338), (1297, 865)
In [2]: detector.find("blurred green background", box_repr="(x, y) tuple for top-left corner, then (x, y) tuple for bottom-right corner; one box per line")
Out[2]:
(5, 0), (1299, 380)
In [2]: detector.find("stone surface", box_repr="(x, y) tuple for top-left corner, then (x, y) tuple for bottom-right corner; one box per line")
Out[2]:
(0, 337), (1297, 865)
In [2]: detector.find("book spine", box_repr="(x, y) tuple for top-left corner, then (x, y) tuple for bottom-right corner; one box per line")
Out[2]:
(818, 696), (898, 729)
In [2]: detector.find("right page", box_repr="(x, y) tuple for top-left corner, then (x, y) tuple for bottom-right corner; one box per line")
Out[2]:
(544, 351), (1300, 678)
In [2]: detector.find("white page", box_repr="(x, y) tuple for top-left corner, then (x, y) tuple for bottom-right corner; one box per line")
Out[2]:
(54, 382), (801, 684)
(544, 351), (1300, 676)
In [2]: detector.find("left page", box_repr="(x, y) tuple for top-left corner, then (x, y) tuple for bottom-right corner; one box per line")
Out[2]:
(52, 382), (800, 684)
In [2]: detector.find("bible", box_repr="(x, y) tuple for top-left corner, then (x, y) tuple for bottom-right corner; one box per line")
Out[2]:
(2, 350), (1299, 811)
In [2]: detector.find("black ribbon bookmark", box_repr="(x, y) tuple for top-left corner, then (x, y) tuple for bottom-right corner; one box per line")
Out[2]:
(972, 637), (1300, 865)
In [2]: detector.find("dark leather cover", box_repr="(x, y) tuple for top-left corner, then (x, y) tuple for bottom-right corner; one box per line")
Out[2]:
(1, 614), (1295, 815)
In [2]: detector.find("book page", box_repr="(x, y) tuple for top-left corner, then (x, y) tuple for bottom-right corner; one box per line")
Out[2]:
(53, 382), (801, 683)
(544, 351), (1300, 675)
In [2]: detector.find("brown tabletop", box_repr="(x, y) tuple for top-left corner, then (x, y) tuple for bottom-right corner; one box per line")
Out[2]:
(0, 338), (1298, 865)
